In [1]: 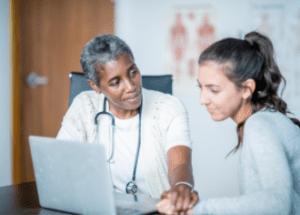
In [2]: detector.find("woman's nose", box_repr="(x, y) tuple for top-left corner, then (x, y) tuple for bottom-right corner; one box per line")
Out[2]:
(199, 91), (209, 105)
(124, 78), (135, 92)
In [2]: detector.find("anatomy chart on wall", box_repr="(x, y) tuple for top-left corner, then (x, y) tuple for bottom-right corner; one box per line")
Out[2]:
(249, 2), (300, 104)
(285, 4), (300, 104)
(164, 4), (219, 95)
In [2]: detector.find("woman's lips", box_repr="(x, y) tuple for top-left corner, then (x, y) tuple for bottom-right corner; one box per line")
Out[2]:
(206, 107), (213, 114)
(125, 93), (140, 102)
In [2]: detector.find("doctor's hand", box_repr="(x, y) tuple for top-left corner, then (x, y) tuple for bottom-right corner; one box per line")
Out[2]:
(156, 184), (199, 214)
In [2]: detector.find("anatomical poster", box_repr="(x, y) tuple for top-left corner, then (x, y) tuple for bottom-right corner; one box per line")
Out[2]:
(249, 2), (300, 103)
(164, 4), (219, 95)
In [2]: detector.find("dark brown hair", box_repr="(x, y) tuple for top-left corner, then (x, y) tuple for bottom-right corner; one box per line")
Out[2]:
(198, 31), (300, 155)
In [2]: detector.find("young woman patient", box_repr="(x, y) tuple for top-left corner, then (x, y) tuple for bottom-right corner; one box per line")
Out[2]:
(157, 31), (300, 214)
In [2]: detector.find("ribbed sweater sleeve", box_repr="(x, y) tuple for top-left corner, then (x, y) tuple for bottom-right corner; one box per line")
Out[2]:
(193, 112), (294, 214)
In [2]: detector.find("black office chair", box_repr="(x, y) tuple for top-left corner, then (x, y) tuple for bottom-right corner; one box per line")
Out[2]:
(69, 72), (173, 107)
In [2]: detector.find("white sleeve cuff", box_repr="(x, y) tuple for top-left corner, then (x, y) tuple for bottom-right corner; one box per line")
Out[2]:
(165, 112), (192, 152)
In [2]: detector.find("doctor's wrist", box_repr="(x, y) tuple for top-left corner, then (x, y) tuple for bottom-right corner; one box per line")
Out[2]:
(175, 181), (194, 191)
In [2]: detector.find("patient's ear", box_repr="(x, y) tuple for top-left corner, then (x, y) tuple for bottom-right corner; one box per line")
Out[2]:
(242, 79), (256, 100)
(87, 80), (102, 94)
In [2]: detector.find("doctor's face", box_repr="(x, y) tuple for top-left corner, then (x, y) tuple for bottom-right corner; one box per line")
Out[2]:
(97, 54), (142, 112)
(197, 61), (244, 122)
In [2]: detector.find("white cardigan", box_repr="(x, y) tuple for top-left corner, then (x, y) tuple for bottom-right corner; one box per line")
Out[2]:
(60, 88), (189, 198)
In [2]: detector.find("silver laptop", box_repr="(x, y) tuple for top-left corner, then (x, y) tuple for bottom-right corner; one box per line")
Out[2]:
(29, 135), (159, 215)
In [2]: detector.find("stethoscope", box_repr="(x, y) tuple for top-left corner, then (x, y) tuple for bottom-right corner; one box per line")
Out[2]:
(94, 97), (142, 195)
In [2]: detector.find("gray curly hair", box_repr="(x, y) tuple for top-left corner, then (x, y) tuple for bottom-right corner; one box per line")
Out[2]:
(80, 34), (135, 86)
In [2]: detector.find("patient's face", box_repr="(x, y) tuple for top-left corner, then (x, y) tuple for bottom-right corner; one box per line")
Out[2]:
(97, 54), (142, 115)
(197, 60), (244, 122)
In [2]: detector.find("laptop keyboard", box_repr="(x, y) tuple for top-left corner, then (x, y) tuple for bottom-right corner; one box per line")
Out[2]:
(116, 206), (144, 215)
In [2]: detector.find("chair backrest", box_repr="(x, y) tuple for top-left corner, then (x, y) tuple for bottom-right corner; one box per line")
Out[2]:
(69, 72), (173, 107)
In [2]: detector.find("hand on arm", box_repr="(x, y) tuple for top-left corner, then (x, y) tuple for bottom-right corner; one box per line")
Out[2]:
(156, 146), (199, 214)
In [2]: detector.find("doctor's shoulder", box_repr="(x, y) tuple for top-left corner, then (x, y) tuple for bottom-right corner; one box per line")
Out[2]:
(144, 88), (186, 116)
(65, 90), (103, 118)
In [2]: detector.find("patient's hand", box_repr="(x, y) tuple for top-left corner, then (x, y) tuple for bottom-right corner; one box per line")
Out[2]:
(156, 198), (194, 215)
(156, 186), (198, 214)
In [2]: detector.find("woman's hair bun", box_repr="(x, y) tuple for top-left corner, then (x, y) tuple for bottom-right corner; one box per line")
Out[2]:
(244, 33), (261, 52)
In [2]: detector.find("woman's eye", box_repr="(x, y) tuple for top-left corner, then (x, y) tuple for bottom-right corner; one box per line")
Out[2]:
(111, 80), (120, 86)
(129, 70), (137, 77)
(211, 89), (219, 94)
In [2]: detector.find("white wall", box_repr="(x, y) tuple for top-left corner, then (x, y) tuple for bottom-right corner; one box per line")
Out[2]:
(115, 0), (300, 198)
(0, 0), (12, 187)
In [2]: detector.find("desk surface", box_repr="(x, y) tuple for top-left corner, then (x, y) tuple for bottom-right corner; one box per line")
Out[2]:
(0, 181), (160, 215)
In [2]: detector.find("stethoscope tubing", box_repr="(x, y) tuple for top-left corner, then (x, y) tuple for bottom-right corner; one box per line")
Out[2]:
(132, 110), (141, 181)
(95, 97), (115, 162)
(94, 96), (142, 194)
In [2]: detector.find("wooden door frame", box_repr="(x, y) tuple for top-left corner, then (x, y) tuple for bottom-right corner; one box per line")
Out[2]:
(10, 0), (21, 185)
(10, 0), (115, 185)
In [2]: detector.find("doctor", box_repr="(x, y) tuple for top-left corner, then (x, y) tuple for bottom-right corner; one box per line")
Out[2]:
(57, 34), (199, 207)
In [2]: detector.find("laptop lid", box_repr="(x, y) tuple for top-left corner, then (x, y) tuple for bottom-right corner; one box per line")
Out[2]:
(29, 135), (116, 215)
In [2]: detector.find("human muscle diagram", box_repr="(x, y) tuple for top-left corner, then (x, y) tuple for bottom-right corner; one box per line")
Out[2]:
(165, 4), (218, 95)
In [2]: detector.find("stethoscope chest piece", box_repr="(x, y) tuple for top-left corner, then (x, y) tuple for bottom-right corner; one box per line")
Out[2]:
(126, 181), (138, 194)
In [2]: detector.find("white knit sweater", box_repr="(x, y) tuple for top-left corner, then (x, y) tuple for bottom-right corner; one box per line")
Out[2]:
(61, 88), (188, 198)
